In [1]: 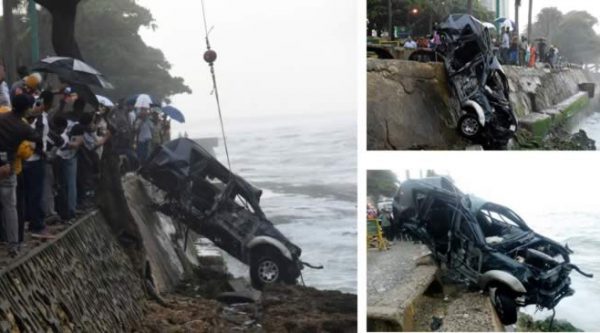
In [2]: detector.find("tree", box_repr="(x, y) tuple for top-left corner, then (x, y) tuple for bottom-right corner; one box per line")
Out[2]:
(467, 0), (473, 15)
(553, 11), (600, 64)
(2, 0), (17, 82)
(3, 0), (191, 102)
(367, 170), (399, 199)
(515, 0), (521, 38)
(34, 0), (83, 59)
(529, 7), (563, 40)
(367, 0), (494, 38)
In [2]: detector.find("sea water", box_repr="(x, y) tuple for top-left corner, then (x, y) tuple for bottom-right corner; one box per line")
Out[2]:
(520, 209), (600, 331)
(193, 113), (357, 293)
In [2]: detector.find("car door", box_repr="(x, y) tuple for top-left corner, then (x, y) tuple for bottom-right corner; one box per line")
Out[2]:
(449, 211), (484, 282)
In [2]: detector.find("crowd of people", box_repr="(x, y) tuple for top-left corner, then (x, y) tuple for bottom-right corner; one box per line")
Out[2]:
(498, 27), (560, 68)
(0, 64), (171, 257)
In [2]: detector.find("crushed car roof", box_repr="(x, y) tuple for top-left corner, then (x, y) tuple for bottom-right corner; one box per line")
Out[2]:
(142, 137), (266, 219)
(439, 14), (487, 36)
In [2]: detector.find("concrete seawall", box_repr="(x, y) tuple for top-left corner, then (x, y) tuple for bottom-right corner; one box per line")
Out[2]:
(0, 170), (196, 331)
(367, 59), (596, 149)
(0, 212), (145, 331)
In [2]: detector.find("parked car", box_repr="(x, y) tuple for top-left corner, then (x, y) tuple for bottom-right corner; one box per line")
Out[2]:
(140, 138), (304, 289)
(393, 177), (593, 325)
(410, 14), (518, 149)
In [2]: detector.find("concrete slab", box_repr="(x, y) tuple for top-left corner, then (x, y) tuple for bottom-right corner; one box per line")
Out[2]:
(367, 241), (438, 330)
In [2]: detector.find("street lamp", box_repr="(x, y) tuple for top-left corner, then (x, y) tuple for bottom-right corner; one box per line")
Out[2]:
(412, 8), (419, 15)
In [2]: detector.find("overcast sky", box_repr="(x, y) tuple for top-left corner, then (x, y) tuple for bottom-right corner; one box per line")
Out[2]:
(135, 0), (357, 136)
(394, 154), (600, 216)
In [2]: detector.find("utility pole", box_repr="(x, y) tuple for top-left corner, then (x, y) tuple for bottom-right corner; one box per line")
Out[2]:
(2, 0), (17, 84)
(527, 0), (533, 42)
(496, 0), (500, 19)
(28, 0), (40, 62)
(388, 0), (393, 40)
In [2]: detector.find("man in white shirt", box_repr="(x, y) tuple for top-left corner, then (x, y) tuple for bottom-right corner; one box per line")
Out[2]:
(501, 28), (510, 63)
(404, 37), (418, 49)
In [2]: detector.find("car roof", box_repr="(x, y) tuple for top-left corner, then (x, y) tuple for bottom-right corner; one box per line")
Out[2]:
(394, 177), (463, 212)
(439, 14), (486, 36)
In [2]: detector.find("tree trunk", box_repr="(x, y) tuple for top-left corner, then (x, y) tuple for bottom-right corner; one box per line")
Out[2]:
(527, 0), (533, 42)
(34, 0), (83, 59)
(388, 0), (393, 41)
(2, 0), (17, 83)
(515, 0), (520, 38)
(467, 0), (473, 15)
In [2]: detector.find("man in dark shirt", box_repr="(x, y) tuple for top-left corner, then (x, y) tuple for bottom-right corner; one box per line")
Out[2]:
(0, 94), (40, 257)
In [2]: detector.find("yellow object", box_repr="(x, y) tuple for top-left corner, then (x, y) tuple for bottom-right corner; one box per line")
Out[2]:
(0, 107), (35, 175)
(367, 218), (389, 251)
(25, 73), (42, 89)
(13, 141), (34, 175)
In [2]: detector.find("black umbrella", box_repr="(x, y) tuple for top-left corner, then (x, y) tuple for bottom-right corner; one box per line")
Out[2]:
(71, 84), (100, 108)
(32, 56), (114, 89)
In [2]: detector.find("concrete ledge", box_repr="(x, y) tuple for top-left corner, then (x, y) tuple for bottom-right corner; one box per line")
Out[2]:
(520, 92), (590, 138)
(367, 242), (438, 331)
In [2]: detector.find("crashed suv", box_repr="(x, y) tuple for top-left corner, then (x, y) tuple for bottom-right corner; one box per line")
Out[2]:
(140, 138), (304, 289)
(393, 177), (593, 325)
(410, 14), (518, 149)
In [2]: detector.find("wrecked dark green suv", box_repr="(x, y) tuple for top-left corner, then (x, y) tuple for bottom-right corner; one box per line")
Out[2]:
(140, 138), (304, 290)
(393, 177), (593, 325)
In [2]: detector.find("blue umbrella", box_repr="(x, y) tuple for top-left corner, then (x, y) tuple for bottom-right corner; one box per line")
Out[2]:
(162, 105), (186, 123)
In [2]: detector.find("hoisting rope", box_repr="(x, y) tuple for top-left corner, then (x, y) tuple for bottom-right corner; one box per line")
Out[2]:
(201, 0), (232, 170)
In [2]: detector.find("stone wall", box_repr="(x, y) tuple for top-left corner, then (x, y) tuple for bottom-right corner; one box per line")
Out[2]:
(368, 59), (595, 149)
(0, 212), (145, 332)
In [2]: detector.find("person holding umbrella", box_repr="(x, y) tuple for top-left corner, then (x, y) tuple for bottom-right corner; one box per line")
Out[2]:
(134, 108), (154, 164)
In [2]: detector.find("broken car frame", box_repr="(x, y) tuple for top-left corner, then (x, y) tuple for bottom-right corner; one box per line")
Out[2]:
(393, 177), (593, 325)
(410, 14), (519, 149)
(140, 138), (320, 289)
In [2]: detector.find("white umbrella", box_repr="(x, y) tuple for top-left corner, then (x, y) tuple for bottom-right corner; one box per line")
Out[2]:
(501, 20), (514, 31)
(483, 22), (496, 30)
(95, 95), (114, 108)
(135, 94), (153, 108)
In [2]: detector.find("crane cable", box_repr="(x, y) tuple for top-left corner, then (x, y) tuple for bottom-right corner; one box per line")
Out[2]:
(201, 0), (232, 170)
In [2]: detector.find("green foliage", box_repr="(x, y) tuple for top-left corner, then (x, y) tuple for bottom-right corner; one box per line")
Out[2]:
(517, 312), (583, 332)
(367, 170), (399, 199)
(529, 7), (563, 41)
(528, 8), (600, 64)
(367, 0), (494, 37)
(5, 0), (190, 102)
(553, 11), (600, 64)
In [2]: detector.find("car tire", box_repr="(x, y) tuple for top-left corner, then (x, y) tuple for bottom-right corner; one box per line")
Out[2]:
(490, 287), (518, 325)
(250, 250), (290, 290)
(458, 113), (483, 139)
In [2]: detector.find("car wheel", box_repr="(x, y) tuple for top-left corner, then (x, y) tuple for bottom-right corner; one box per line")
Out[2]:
(458, 113), (482, 138)
(250, 251), (289, 290)
(490, 287), (518, 325)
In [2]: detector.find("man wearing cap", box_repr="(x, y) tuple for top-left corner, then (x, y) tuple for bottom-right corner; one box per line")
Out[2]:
(0, 94), (41, 256)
